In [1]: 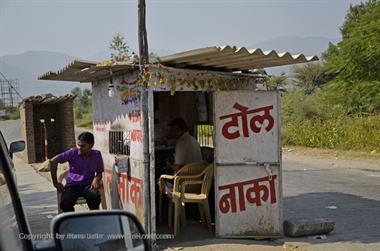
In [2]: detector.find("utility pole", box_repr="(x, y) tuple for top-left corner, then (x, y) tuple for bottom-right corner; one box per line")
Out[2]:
(138, 0), (155, 248)
(8, 85), (14, 107)
(138, 0), (149, 66)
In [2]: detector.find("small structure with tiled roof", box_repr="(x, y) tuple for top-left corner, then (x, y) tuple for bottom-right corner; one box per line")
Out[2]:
(19, 94), (76, 163)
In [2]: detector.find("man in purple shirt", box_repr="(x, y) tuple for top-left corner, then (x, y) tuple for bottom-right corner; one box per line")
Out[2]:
(50, 132), (104, 212)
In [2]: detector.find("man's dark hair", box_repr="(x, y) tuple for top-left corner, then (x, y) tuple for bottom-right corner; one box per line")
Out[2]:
(169, 117), (188, 130)
(78, 132), (94, 145)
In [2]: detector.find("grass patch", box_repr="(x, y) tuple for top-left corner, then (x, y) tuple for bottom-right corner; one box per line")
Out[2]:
(74, 107), (93, 129)
(282, 115), (380, 152)
(0, 107), (20, 120)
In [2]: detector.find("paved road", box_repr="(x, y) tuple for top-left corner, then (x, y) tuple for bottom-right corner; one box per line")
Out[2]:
(162, 154), (380, 251)
(0, 119), (84, 145)
(0, 119), (21, 146)
(281, 153), (380, 251)
(13, 155), (58, 236)
(2, 120), (379, 250)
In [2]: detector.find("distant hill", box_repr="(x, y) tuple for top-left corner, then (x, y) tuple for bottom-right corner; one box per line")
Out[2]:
(0, 49), (175, 98)
(0, 51), (90, 97)
(0, 37), (333, 98)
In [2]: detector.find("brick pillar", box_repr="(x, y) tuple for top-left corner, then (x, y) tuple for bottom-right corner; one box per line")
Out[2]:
(20, 102), (36, 163)
(58, 99), (76, 152)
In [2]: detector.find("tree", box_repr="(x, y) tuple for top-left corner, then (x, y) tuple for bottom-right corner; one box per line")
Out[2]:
(70, 87), (82, 97)
(325, 0), (380, 83)
(83, 88), (92, 98)
(292, 63), (332, 95)
(80, 89), (92, 107)
(340, 0), (379, 39)
(70, 87), (82, 106)
(266, 73), (287, 91)
(109, 33), (130, 60)
(323, 80), (380, 115)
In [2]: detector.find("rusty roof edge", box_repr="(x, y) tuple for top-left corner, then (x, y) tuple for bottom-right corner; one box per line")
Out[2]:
(20, 94), (76, 105)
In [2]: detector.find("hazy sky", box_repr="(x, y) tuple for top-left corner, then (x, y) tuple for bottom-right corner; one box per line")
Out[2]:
(0, 0), (362, 58)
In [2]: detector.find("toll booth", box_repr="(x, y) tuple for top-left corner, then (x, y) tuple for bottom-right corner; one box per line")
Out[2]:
(39, 45), (318, 249)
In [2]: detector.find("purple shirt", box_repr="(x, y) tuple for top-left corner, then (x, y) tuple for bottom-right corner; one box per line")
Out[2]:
(58, 148), (104, 187)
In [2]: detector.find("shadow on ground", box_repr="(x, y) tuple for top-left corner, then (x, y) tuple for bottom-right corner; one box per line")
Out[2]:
(284, 192), (380, 244)
(157, 192), (380, 249)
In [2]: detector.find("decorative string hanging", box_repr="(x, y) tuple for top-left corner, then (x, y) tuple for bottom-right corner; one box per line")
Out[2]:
(140, 64), (257, 95)
(98, 61), (263, 100)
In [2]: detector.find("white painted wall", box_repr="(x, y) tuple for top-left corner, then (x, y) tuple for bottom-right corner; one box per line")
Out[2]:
(92, 72), (145, 224)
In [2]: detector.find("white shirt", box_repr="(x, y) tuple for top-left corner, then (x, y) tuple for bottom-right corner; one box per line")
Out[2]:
(174, 132), (202, 165)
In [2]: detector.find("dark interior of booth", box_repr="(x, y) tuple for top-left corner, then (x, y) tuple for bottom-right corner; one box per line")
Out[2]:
(32, 103), (72, 162)
(153, 91), (216, 244)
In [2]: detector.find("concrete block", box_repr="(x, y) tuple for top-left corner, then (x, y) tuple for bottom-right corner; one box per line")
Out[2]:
(284, 218), (335, 237)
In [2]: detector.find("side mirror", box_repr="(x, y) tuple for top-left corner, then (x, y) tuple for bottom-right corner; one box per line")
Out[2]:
(9, 140), (25, 159)
(52, 210), (148, 251)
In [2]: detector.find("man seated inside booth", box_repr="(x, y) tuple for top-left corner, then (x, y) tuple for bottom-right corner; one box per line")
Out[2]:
(158, 118), (203, 189)
(158, 117), (211, 221)
(167, 117), (203, 173)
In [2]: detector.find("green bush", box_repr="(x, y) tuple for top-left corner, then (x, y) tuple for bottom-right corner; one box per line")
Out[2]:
(281, 90), (343, 124)
(75, 108), (83, 119)
(323, 81), (380, 115)
(281, 89), (380, 151)
(6, 107), (20, 120)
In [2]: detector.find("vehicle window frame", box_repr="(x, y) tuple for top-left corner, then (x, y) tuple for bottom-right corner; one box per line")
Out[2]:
(0, 131), (10, 153)
(0, 131), (33, 251)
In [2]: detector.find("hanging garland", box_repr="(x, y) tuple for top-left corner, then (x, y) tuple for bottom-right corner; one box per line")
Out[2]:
(140, 64), (255, 95)
(99, 61), (261, 101)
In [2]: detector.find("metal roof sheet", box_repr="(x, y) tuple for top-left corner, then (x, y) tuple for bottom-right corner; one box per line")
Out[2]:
(38, 60), (138, 82)
(159, 45), (319, 71)
(39, 46), (318, 83)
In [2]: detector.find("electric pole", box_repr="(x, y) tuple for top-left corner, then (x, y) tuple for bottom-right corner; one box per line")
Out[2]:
(138, 0), (155, 248)
(138, 0), (149, 66)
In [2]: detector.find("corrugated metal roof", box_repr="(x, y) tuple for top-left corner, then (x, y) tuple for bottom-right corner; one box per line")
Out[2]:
(39, 45), (318, 83)
(159, 45), (318, 71)
(21, 94), (75, 105)
(38, 60), (137, 82)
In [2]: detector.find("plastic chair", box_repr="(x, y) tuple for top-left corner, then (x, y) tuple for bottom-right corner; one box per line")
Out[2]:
(57, 170), (107, 214)
(200, 146), (214, 163)
(167, 164), (214, 235)
(158, 161), (207, 223)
